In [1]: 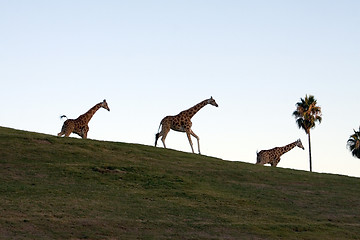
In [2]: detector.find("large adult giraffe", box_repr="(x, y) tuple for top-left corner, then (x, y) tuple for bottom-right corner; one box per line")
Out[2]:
(155, 97), (218, 154)
(58, 99), (110, 139)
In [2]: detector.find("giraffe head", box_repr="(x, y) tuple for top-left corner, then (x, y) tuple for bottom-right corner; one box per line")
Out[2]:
(101, 99), (110, 111)
(208, 96), (218, 107)
(296, 139), (304, 150)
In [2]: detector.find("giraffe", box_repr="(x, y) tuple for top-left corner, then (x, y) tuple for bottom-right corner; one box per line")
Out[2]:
(155, 97), (218, 154)
(57, 99), (110, 139)
(256, 139), (304, 167)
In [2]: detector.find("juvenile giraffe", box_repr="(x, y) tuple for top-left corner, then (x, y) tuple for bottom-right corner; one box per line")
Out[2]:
(58, 99), (110, 139)
(155, 97), (218, 154)
(256, 139), (304, 167)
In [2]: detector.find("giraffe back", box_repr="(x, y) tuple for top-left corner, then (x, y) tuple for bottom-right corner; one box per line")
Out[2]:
(160, 115), (191, 132)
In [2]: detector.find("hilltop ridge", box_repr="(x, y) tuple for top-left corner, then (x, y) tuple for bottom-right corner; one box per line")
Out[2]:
(1, 126), (360, 239)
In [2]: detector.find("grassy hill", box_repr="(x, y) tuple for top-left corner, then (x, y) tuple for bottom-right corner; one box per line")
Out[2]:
(1, 126), (360, 239)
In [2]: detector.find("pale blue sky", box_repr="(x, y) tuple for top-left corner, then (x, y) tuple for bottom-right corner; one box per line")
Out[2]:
(1, 1), (359, 177)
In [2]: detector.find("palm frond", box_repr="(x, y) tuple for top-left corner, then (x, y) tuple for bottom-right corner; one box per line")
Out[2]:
(293, 94), (322, 134)
(347, 127), (360, 159)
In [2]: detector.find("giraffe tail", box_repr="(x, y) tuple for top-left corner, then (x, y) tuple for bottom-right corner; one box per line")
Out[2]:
(155, 123), (162, 147)
(155, 133), (160, 147)
(255, 150), (260, 164)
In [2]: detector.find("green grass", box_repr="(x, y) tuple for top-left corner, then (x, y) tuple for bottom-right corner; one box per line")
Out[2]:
(1, 126), (360, 239)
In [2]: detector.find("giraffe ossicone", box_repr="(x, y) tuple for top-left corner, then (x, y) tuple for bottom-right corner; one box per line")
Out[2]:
(155, 97), (218, 154)
(256, 139), (304, 167)
(57, 99), (110, 139)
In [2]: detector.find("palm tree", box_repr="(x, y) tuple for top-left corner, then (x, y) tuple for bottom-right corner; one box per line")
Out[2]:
(347, 127), (360, 159)
(293, 95), (322, 172)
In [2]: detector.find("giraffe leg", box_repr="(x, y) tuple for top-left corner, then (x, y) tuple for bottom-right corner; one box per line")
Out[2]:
(81, 126), (89, 139)
(160, 128), (170, 149)
(186, 131), (195, 153)
(190, 130), (201, 154)
(58, 124), (66, 137)
(64, 129), (72, 137)
(271, 158), (280, 167)
(57, 131), (64, 137)
(60, 121), (74, 138)
(161, 132), (167, 148)
(275, 158), (280, 167)
(64, 125), (74, 137)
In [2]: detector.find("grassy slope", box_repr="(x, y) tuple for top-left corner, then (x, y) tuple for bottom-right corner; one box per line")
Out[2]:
(0, 126), (360, 239)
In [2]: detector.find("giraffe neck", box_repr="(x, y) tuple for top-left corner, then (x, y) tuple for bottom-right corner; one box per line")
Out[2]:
(183, 99), (208, 119)
(78, 103), (102, 124)
(277, 141), (298, 156)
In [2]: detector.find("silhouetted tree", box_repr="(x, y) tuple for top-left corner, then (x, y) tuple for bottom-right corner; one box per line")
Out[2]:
(347, 127), (360, 159)
(293, 95), (322, 172)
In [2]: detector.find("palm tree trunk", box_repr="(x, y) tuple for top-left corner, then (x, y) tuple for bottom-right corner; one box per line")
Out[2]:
(308, 131), (312, 172)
